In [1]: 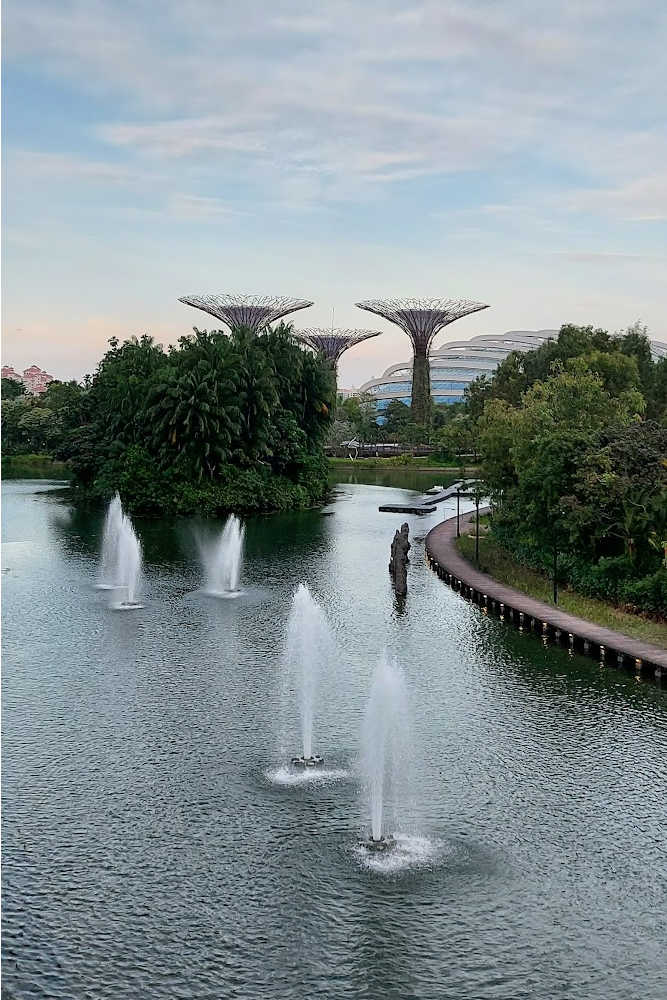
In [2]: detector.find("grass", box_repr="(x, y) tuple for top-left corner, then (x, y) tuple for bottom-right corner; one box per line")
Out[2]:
(457, 531), (667, 648)
(328, 456), (479, 472)
(2, 454), (71, 479)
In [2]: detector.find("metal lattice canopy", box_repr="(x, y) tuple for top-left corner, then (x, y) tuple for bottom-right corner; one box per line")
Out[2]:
(178, 293), (314, 332)
(293, 328), (382, 363)
(355, 297), (489, 353)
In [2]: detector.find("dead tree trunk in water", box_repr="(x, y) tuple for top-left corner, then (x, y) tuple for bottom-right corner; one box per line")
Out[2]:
(389, 522), (410, 596)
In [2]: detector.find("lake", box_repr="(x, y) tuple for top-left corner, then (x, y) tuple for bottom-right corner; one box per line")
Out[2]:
(2, 478), (666, 999)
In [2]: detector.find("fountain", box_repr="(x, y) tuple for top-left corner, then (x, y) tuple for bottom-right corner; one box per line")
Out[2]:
(199, 515), (245, 597)
(108, 510), (143, 610)
(360, 654), (410, 851)
(96, 493), (123, 589)
(286, 584), (332, 768)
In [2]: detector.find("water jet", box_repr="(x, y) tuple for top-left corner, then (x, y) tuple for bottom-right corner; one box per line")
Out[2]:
(108, 510), (143, 610)
(361, 654), (410, 847)
(199, 515), (245, 597)
(96, 493), (123, 589)
(98, 494), (143, 608)
(285, 584), (332, 766)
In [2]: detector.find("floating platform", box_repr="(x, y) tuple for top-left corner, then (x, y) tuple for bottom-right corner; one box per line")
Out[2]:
(379, 480), (480, 514)
(378, 503), (436, 514)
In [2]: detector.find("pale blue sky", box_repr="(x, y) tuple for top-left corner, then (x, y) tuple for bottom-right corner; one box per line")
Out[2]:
(3, 0), (666, 387)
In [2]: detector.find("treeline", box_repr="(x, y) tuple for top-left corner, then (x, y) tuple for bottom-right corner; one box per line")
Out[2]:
(1, 324), (335, 515)
(329, 395), (470, 455)
(473, 323), (667, 616)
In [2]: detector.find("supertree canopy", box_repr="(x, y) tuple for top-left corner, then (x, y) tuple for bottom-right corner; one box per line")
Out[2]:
(178, 294), (314, 333)
(293, 328), (381, 366)
(355, 297), (489, 425)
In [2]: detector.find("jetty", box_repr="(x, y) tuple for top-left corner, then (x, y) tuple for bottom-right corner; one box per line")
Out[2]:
(379, 479), (476, 514)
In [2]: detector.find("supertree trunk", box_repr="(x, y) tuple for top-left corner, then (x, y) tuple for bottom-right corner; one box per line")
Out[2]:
(354, 298), (489, 429)
(411, 348), (431, 427)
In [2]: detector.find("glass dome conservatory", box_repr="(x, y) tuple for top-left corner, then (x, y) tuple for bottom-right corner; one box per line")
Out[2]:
(359, 330), (559, 412)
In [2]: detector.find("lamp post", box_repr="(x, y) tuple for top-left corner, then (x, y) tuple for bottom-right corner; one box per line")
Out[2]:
(553, 542), (558, 605)
(456, 492), (461, 538)
(475, 494), (480, 566)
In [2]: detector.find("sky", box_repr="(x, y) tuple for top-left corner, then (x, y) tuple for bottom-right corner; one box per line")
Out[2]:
(3, 0), (666, 389)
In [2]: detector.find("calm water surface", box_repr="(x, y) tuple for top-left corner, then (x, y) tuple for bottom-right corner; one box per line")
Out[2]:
(3, 479), (666, 1000)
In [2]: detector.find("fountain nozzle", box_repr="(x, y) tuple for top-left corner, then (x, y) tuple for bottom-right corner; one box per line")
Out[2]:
(290, 755), (324, 768)
(361, 834), (396, 852)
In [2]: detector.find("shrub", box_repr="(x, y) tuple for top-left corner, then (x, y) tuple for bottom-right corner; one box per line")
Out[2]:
(621, 569), (667, 616)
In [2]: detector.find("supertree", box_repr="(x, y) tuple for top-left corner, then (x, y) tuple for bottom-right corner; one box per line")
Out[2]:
(292, 328), (381, 373)
(178, 293), (313, 333)
(355, 297), (489, 425)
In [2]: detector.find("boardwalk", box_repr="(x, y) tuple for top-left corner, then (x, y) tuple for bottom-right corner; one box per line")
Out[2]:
(425, 509), (667, 678)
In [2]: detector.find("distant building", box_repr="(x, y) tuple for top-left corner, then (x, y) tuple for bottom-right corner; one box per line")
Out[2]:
(359, 331), (558, 414)
(359, 329), (667, 418)
(2, 364), (55, 395)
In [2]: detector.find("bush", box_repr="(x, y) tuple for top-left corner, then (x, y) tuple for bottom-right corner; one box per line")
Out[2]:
(489, 520), (666, 617)
(621, 569), (667, 616)
(1, 454), (70, 479)
(76, 445), (329, 517)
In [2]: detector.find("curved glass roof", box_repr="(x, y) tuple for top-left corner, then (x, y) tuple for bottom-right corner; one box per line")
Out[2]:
(359, 329), (666, 407)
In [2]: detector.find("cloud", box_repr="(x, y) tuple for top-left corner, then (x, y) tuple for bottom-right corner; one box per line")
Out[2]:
(10, 150), (142, 184)
(166, 194), (241, 220)
(7, 0), (665, 201)
(566, 174), (667, 222)
(548, 251), (648, 261)
(3, 0), (667, 373)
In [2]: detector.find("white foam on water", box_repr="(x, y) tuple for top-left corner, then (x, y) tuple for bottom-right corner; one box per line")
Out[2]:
(202, 588), (244, 600)
(266, 766), (350, 787)
(354, 833), (439, 874)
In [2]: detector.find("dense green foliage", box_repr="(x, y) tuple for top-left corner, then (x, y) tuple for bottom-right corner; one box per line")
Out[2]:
(1, 378), (26, 400)
(473, 324), (667, 617)
(1, 454), (70, 479)
(458, 531), (667, 646)
(2, 379), (84, 456)
(2, 324), (335, 515)
(328, 394), (468, 458)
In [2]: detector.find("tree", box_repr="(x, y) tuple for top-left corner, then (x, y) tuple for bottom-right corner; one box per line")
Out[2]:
(2, 378), (26, 400)
(339, 393), (381, 444)
(434, 414), (476, 462)
(477, 399), (519, 499)
(49, 323), (334, 514)
(2, 398), (31, 454)
(327, 417), (355, 448)
(382, 400), (412, 438)
(473, 321), (664, 614)
(17, 407), (54, 453)
(572, 421), (667, 567)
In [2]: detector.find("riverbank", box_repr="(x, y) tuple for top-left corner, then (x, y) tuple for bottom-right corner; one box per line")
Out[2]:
(329, 457), (480, 473)
(1, 454), (70, 479)
(426, 510), (667, 676)
(458, 531), (667, 648)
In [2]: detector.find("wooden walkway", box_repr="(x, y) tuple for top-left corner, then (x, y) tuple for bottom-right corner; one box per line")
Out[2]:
(425, 509), (667, 680)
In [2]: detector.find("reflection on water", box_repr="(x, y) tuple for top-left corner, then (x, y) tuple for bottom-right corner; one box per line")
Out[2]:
(330, 466), (461, 492)
(2, 479), (666, 1000)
